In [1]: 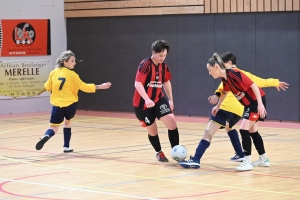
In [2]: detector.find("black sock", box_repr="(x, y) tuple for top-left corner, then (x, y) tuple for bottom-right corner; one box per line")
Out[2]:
(168, 128), (179, 148)
(240, 129), (252, 156)
(148, 134), (162, 152)
(250, 131), (266, 155)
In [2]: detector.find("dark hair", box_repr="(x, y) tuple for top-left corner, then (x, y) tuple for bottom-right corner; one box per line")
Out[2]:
(220, 52), (237, 65)
(207, 53), (226, 69)
(151, 40), (170, 53)
(56, 50), (75, 67)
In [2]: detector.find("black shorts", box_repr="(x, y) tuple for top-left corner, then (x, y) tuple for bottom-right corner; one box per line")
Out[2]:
(243, 96), (266, 122)
(50, 102), (77, 125)
(134, 97), (173, 127)
(210, 109), (241, 129)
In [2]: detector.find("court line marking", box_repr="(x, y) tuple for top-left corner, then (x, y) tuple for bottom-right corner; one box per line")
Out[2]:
(0, 178), (158, 200)
(0, 156), (299, 197)
(159, 190), (230, 199)
(0, 115), (297, 131)
(0, 173), (157, 200)
(59, 183), (122, 192)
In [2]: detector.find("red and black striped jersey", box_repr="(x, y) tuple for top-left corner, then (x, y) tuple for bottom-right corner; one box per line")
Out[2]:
(133, 58), (172, 109)
(222, 68), (265, 106)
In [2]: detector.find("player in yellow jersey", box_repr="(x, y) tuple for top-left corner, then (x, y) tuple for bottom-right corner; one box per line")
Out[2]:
(179, 52), (288, 170)
(35, 50), (111, 152)
(210, 52), (288, 166)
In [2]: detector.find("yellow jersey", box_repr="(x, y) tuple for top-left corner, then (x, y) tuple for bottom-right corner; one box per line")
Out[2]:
(44, 67), (96, 107)
(215, 68), (279, 117)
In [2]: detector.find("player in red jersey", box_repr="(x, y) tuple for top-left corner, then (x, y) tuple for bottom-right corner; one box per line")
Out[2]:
(207, 53), (269, 171)
(133, 40), (179, 162)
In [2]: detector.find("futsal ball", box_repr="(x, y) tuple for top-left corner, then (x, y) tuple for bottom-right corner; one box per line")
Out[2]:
(171, 145), (187, 162)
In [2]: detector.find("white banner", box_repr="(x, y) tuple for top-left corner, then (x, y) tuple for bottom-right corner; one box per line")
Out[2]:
(0, 59), (51, 98)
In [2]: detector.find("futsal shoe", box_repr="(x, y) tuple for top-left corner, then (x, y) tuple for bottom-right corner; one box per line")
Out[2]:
(156, 151), (169, 162)
(179, 156), (200, 169)
(230, 153), (245, 162)
(35, 135), (50, 150)
(252, 159), (270, 167)
(235, 159), (253, 171)
(63, 147), (74, 153)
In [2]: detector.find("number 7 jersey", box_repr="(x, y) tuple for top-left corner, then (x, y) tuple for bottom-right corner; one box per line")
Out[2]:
(44, 67), (96, 107)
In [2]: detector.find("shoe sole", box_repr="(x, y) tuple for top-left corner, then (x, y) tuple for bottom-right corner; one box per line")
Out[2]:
(236, 167), (253, 171)
(253, 164), (270, 167)
(64, 149), (74, 153)
(231, 158), (245, 162)
(179, 163), (200, 169)
(158, 159), (169, 162)
(36, 136), (49, 150)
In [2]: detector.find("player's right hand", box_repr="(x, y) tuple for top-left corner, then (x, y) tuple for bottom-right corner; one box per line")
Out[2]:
(208, 95), (219, 104)
(145, 99), (155, 108)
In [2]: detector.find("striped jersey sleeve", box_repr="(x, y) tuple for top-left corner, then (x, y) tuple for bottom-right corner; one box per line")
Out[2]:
(135, 58), (151, 84)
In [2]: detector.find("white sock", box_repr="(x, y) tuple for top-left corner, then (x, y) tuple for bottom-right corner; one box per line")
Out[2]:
(259, 153), (267, 161)
(245, 155), (251, 162)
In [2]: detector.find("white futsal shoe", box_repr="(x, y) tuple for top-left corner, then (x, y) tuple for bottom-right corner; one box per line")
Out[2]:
(63, 147), (74, 153)
(236, 159), (253, 171)
(252, 159), (270, 167)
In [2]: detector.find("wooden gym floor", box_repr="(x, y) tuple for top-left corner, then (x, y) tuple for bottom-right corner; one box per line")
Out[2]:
(0, 110), (299, 200)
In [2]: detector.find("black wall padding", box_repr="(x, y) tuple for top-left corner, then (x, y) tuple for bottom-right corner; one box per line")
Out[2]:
(67, 12), (300, 121)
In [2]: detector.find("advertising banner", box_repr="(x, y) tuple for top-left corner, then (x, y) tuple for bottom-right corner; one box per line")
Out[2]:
(0, 59), (51, 97)
(0, 19), (51, 57)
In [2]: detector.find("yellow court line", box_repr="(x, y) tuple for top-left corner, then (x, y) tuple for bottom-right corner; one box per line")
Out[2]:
(1, 114), (299, 136)
(0, 125), (46, 135)
(0, 155), (299, 197)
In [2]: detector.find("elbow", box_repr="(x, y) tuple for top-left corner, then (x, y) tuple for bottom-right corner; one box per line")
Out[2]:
(134, 81), (140, 88)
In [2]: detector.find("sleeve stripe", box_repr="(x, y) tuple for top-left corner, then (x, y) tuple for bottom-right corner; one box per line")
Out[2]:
(228, 71), (242, 84)
(139, 59), (151, 74)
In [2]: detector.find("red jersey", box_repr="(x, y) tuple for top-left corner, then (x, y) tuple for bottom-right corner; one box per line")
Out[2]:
(222, 68), (265, 106)
(133, 58), (172, 109)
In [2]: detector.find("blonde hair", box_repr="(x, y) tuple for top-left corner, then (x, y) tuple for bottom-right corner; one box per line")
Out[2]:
(56, 50), (75, 67)
(207, 52), (226, 70)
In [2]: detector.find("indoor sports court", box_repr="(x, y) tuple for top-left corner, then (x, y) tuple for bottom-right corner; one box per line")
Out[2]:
(0, 111), (299, 199)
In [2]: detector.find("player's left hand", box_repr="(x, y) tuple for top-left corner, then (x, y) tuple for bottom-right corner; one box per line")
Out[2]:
(276, 82), (289, 91)
(258, 103), (267, 118)
(169, 100), (174, 111)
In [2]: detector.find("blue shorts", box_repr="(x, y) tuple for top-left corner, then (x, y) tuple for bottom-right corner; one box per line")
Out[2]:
(210, 109), (241, 129)
(50, 102), (77, 125)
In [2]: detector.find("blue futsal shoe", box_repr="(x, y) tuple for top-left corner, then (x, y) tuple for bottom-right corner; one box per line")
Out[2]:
(179, 156), (200, 169)
(230, 153), (245, 162)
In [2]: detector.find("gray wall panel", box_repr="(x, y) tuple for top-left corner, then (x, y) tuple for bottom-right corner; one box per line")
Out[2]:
(256, 12), (299, 121)
(176, 15), (215, 116)
(214, 13), (256, 73)
(67, 12), (300, 121)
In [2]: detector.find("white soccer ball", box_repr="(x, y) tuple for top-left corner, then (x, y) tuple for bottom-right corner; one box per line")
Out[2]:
(171, 145), (187, 162)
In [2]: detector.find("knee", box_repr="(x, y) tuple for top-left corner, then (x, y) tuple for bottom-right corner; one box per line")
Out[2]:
(225, 127), (231, 132)
(168, 119), (177, 130)
(64, 120), (71, 127)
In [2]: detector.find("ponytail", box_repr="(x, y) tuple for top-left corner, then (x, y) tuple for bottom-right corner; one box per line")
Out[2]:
(212, 53), (226, 69)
